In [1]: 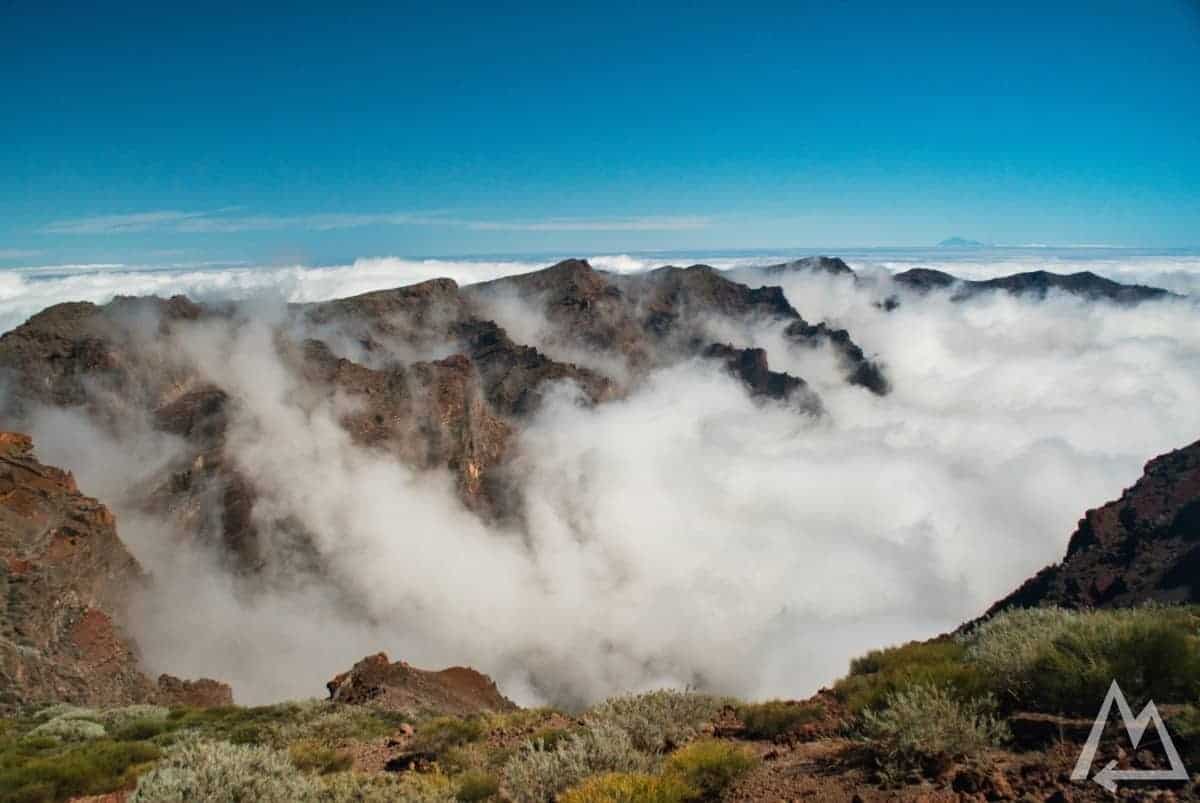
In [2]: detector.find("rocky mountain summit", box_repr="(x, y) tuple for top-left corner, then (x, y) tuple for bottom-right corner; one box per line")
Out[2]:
(0, 431), (229, 712)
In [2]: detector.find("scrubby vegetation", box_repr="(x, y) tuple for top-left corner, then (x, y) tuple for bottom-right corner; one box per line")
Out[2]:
(834, 638), (988, 715)
(505, 721), (653, 803)
(859, 685), (1008, 780)
(6, 606), (1196, 802)
(962, 605), (1200, 714)
(584, 690), (730, 754)
(736, 700), (822, 740)
(0, 732), (160, 803)
(559, 771), (696, 803)
(837, 605), (1200, 782)
(663, 740), (757, 800)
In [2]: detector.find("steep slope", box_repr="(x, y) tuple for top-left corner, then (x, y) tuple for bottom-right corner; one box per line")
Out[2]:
(986, 438), (1200, 615)
(0, 431), (229, 711)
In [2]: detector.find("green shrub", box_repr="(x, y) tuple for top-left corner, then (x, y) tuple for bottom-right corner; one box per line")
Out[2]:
(585, 691), (729, 754)
(413, 717), (486, 755)
(455, 768), (500, 801)
(129, 739), (310, 802)
(663, 740), (756, 800)
(289, 740), (353, 774)
(736, 701), (822, 740)
(1170, 704), (1200, 766)
(0, 739), (160, 803)
(504, 722), (653, 803)
(315, 770), (456, 802)
(859, 684), (1008, 780)
(559, 772), (697, 803)
(30, 704), (95, 723)
(98, 706), (170, 731)
(835, 638), (988, 715)
(111, 717), (174, 742)
(28, 717), (107, 742)
(964, 606), (1200, 714)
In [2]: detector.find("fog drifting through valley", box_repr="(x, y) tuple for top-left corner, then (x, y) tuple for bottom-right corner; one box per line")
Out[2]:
(4, 250), (1200, 707)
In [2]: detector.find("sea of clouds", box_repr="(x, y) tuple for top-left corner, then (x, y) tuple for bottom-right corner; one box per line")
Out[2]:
(4, 249), (1200, 706)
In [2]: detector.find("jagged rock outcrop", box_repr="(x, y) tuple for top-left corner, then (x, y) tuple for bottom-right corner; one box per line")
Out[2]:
(893, 268), (1175, 304)
(985, 439), (1200, 615)
(0, 431), (229, 711)
(326, 652), (516, 716)
(702, 343), (822, 413)
(469, 259), (888, 397)
(757, 256), (856, 277)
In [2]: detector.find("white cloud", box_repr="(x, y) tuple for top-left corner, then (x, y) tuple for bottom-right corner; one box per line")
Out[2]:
(9, 251), (1200, 706)
(36, 209), (713, 236)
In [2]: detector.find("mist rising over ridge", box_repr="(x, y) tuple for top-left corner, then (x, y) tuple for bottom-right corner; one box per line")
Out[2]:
(1, 251), (1198, 706)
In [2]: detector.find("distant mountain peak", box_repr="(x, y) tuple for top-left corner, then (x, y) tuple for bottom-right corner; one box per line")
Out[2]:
(937, 236), (987, 248)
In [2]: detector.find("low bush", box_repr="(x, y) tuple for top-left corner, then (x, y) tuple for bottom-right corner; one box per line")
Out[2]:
(30, 704), (95, 723)
(28, 717), (107, 742)
(455, 768), (500, 801)
(736, 701), (822, 740)
(504, 722), (653, 803)
(559, 772), (697, 803)
(413, 716), (486, 755)
(859, 684), (1007, 781)
(964, 605), (1200, 715)
(98, 706), (170, 731)
(0, 738), (160, 803)
(289, 740), (353, 774)
(129, 739), (310, 802)
(315, 770), (456, 802)
(585, 691), (728, 754)
(110, 717), (173, 742)
(835, 638), (988, 715)
(663, 740), (756, 800)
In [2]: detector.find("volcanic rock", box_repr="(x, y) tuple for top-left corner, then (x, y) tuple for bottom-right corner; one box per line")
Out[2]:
(985, 439), (1200, 614)
(326, 652), (516, 716)
(0, 431), (227, 711)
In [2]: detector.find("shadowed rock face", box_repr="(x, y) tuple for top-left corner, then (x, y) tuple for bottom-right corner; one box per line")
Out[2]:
(985, 439), (1200, 616)
(0, 432), (229, 711)
(893, 268), (1174, 304)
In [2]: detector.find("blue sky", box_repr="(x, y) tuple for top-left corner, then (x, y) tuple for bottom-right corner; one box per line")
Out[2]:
(2, 0), (1199, 265)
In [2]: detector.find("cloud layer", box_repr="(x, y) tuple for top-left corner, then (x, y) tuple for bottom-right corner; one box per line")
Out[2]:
(6, 251), (1200, 706)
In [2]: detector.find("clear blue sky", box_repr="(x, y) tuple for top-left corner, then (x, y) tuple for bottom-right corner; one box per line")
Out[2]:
(2, 0), (1199, 264)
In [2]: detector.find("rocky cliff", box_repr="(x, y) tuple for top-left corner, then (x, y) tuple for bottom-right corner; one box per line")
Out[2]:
(986, 438), (1200, 615)
(0, 431), (229, 711)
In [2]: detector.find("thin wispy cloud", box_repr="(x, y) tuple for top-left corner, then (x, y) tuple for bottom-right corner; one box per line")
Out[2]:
(39, 211), (214, 235)
(0, 249), (43, 260)
(467, 216), (709, 232)
(37, 209), (713, 235)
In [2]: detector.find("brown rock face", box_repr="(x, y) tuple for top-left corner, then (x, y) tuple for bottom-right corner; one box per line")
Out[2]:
(0, 257), (889, 572)
(155, 674), (234, 708)
(986, 438), (1200, 615)
(326, 652), (516, 716)
(0, 431), (226, 711)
